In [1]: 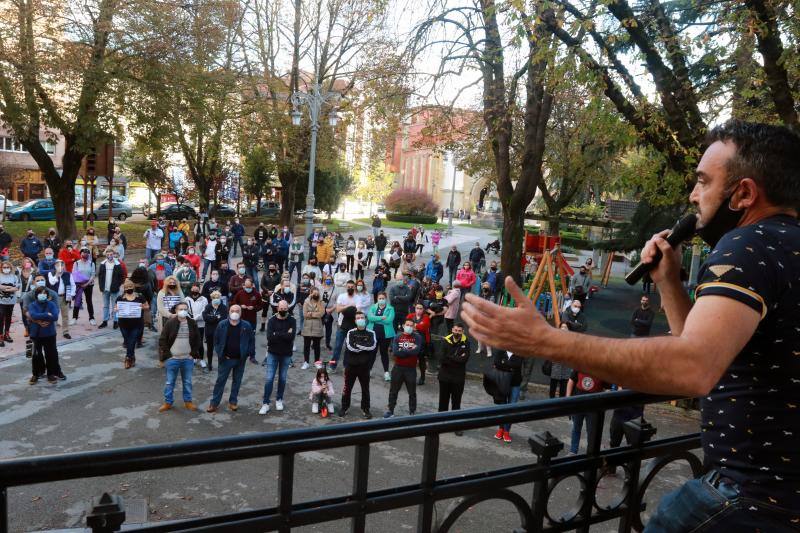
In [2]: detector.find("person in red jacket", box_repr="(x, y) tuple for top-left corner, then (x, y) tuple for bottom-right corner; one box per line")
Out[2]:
(455, 261), (477, 295)
(183, 245), (202, 277)
(406, 303), (431, 385)
(57, 240), (81, 272)
(384, 318), (423, 418)
(230, 278), (263, 353)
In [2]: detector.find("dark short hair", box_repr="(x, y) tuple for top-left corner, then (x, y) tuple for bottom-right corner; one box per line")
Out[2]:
(706, 120), (800, 208)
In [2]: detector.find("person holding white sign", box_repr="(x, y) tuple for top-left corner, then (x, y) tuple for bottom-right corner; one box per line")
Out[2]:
(115, 280), (148, 369)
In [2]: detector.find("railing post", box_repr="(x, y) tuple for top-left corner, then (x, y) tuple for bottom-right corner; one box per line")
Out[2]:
(618, 418), (657, 533)
(85, 493), (125, 533)
(278, 453), (295, 533)
(417, 434), (440, 533)
(529, 431), (564, 530)
(577, 410), (605, 533)
(351, 444), (370, 533)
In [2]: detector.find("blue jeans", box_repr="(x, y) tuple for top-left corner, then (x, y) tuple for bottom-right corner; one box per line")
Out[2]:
(645, 471), (799, 532)
(232, 236), (243, 256)
(103, 290), (120, 322)
(262, 353), (291, 404)
(146, 248), (158, 262)
(120, 325), (142, 361)
(246, 265), (259, 290)
(569, 411), (597, 454)
(164, 358), (193, 404)
(376, 250), (384, 264)
(202, 258), (215, 279)
(150, 294), (158, 322)
(331, 329), (347, 364)
(502, 385), (521, 431)
(210, 356), (248, 406)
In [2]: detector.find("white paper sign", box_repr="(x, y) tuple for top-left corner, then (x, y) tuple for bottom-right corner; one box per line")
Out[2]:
(117, 300), (142, 318)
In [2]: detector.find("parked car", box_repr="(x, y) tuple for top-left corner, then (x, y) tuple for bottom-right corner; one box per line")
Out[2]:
(149, 203), (198, 220)
(75, 201), (133, 221)
(6, 199), (55, 221)
(209, 204), (237, 218)
(0, 195), (17, 213)
(248, 200), (280, 217)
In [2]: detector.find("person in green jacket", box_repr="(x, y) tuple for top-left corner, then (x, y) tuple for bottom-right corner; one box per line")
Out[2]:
(366, 291), (395, 381)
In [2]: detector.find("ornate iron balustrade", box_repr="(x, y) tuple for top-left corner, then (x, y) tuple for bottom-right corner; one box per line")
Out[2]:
(0, 390), (701, 533)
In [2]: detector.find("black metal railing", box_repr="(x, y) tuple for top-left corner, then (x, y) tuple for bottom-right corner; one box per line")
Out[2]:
(0, 390), (702, 533)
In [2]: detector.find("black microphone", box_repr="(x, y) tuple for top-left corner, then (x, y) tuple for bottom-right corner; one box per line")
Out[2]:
(625, 214), (698, 285)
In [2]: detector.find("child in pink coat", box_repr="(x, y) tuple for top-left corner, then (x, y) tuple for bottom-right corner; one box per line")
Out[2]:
(309, 367), (336, 414)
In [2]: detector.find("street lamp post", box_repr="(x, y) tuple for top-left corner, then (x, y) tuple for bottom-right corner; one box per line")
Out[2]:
(447, 152), (457, 236)
(291, 82), (340, 245)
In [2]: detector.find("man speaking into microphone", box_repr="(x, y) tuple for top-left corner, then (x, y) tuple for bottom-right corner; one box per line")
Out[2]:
(461, 120), (799, 532)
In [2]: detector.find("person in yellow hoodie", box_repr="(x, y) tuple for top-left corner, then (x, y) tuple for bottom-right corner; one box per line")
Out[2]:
(316, 234), (334, 265)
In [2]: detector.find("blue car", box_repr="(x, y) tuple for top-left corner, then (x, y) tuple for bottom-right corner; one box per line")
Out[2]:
(6, 199), (56, 221)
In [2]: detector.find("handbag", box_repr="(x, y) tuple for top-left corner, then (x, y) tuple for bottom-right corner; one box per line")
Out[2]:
(483, 366), (512, 402)
(542, 360), (552, 377)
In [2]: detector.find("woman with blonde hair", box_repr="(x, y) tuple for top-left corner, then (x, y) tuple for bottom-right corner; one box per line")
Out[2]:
(83, 227), (100, 263)
(115, 279), (148, 368)
(157, 275), (184, 329)
(0, 260), (20, 346)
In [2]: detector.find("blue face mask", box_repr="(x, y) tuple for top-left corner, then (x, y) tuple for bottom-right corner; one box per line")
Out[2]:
(157, 260), (164, 266)
(37, 293), (48, 302)
(244, 287), (253, 293)
(212, 298), (221, 306)
(355, 318), (367, 328)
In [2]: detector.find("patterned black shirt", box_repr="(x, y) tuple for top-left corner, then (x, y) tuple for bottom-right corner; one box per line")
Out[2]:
(695, 214), (800, 513)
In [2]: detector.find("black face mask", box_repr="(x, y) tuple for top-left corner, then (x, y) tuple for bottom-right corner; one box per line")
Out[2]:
(697, 191), (744, 247)
(278, 310), (288, 317)
(125, 289), (134, 294)
(347, 288), (354, 295)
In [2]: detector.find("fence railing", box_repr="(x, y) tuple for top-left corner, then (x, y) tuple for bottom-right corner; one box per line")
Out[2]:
(0, 390), (701, 533)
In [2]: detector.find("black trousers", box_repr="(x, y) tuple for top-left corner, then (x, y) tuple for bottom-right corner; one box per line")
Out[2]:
(341, 364), (370, 411)
(346, 255), (355, 272)
(32, 335), (61, 377)
(387, 365), (417, 413)
(418, 344), (429, 376)
(369, 338), (390, 372)
(549, 378), (568, 398)
(73, 283), (95, 320)
(355, 265), (364, 280)
(0, 303), (14, 336)
(438, 379), (465, 411)
(205, 336), (215, 369)
(303, 336), (321, 362)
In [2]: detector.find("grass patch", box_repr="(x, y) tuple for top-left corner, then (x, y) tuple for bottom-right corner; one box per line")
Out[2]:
(354, 217), (449, 231)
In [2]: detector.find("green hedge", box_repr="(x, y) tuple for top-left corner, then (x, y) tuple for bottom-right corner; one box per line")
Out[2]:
(560, 236), (591, 250)
(386, 213), (439, 224)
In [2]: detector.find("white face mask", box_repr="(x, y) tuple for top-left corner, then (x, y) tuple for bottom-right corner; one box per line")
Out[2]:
(570, 305), (581, 314)
(229, 312), (240, 321)
(177, 310), (189, 318)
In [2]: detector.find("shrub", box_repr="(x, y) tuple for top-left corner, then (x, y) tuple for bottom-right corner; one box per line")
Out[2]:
(386, 213), (439, 224)
(384, 188), (439, 217)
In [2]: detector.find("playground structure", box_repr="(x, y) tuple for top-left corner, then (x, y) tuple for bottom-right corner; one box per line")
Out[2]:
(523, 231), (574, 326)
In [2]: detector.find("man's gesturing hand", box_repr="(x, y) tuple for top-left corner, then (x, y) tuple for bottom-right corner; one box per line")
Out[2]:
(461, 276), (553, 357)
(639, 229), (682, 285)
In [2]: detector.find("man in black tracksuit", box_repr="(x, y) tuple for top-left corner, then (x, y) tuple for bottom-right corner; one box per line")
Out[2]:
(445, 246), (461, 285)
(438, 325), (471, 418)
(340, 311), (377, 419)
(384, 319), (423, 418)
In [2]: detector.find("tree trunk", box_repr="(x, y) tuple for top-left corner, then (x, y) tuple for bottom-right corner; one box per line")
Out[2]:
(256, 191), (263, 216)
(548, 215), (560, 236)
(500, 206), (524, 284)
(279, 174), (296, 227)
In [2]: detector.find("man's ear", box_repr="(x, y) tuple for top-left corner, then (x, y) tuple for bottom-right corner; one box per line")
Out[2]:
(731, 178), (759, 210)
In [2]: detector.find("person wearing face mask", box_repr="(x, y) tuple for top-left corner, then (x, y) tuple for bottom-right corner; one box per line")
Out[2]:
(229, 262), (250, 296)
(406, 303), (432, 385)
(455, 262), (477, 297)
(425, 254), (444, 285)
(329, 280), (359, 372)
(353, 280), (371, 313)
(443, 281), (461, 332)
(42, 228), (61, 256)
(71, 248), (97, 326)
(366, 291), (395, 381)
(44, 259), (74, 339)
(288, 237), (305, 285)
(445, 246), (461, 286)
(241, 240), (260, 289)
(301, 258), (321, 283)
(316, 234), (335, 266)
(157, 275), (184, 331)
(130, 261), (155, 337)
(254, 222), (268, 245)
(16, 260), (35, 336)
(371, 261), (391, 303)
(301, 288), (325, 369)
(184, 283), (208, 367)
(216, 235), (231, 270)
(374, 230), (387, 265)
(560, 299), (587, 333)
(439, 324), (470, 424)
(201, 290), (227, 372)
(216, 262), (234, 298)
(630, 295), (655, 337)
(97, 252), (124, 329)
(0, 261), (20, 346)
(183, 246), (201, 278)
(354, 241), (368, 281)
(207, 304), (253, 413)
(115, 280), (148, 368)
(270, 280), (296, 316)
(384, 318), (423, 418)
(261, 238), (276, 271)
(295, 275), (311, 334)
(201, 269), (226, 305)
(388, 276), (413, 332)
(231, 218), (245, 256)
(482, 261), (504, 302)
(200, 234), (217, 280)
(158, 302), (201, 412)
(569, 265), (592, 307)
(273, 232), (290, 275)
(82, 227), (99, 263)
(0, 224), (12, 262)
(37, 247), (57, 276)
(58, 241), (80, 273)
(339, 311), (377, 419)
(259, 265), (282, 332)
(426, 288), (449, 367)
(258, 300), (296, 414)
(28, 286), (65, 384)
(333, 263), (349, 291)
(21, 229), (43, 265)
(173, 256), (197, 295)
(321, 258), (336, 279)
(230, 278), (262, 338)
(144, 221), (165, 263)
(319, 276), (336, 349)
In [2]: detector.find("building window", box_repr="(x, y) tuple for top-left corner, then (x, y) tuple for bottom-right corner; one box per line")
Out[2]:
(0, 136), (55, 154)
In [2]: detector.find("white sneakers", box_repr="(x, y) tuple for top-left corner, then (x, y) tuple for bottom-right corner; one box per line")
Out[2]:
(312, 402), (319, 414)
(301, 362), (309, 370)
(68, 318), (76, 326)
(276, 400), (284, 411)
(314, 360), (323, 369)
(258, 404), (270, 415)
(200, 360), (207, 368)
(89, 319), (96, 326)
(328, 403), (335, 413)
(384, 371), (391, 382)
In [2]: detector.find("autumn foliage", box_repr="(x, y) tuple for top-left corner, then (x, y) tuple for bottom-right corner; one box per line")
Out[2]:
(384, 187), (439, 216)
